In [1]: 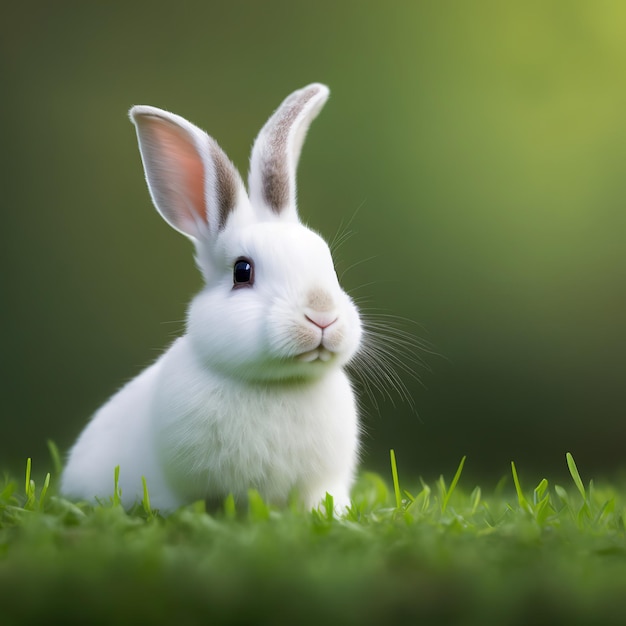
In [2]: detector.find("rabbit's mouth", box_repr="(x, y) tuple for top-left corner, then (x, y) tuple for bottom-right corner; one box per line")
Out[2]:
(296, 346), (334, 363)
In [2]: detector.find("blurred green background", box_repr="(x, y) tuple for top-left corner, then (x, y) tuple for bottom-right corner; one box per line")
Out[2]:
(2, 1), (625, 482)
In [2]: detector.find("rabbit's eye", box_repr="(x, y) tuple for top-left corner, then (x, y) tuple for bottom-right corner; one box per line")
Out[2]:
(233, 258), (254, 288)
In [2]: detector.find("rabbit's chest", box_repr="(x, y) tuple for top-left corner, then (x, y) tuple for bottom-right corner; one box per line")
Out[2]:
(153, 369), (356, 503)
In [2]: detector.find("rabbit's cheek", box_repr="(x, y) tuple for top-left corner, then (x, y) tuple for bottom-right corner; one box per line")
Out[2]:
(322, 325), (346, 352)
(294, 323), (322, 351)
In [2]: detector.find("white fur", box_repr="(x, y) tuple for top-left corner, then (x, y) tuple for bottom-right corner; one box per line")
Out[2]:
(61, 84), (362, 512)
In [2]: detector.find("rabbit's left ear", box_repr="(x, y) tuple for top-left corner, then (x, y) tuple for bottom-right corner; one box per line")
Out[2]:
(248, 83), (329, 221)
(130, 106), (246, 240)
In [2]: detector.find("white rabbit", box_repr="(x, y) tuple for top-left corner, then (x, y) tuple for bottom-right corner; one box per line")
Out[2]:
(61, 83), (363, 512)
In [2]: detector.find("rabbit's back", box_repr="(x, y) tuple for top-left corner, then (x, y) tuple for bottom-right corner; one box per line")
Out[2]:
(60, 351), (181, 509)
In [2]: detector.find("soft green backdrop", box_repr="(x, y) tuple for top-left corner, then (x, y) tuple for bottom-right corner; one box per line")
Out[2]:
(2, 1), (625, 481)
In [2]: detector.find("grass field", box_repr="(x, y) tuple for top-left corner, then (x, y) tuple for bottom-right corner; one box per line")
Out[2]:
(2, 449), (626, 625)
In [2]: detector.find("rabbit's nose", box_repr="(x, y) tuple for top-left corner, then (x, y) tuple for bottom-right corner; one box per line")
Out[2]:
(304, 309), (338, 330)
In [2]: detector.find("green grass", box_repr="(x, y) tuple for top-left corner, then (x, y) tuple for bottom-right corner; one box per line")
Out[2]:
(2, 449), (626, 626)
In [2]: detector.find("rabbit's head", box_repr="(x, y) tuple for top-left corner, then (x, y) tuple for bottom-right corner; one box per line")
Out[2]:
(130, 84), (361, 383)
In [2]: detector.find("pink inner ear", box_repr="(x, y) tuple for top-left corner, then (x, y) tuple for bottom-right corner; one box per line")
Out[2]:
(148, 118), (207, 229)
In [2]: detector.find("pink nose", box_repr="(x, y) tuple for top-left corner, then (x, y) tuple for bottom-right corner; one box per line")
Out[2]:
(305, 311), (338, 330)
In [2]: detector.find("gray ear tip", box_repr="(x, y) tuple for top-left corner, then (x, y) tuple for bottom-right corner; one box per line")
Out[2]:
(307, 82), (329, 91)
(304, 83), (330, 100)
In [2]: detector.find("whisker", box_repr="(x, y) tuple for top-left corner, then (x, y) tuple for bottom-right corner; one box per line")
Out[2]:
(347, 282), (380, 295)
(339, 255), (380, 282)
(329, 228), (354, 255)
(329, 200), (366, 255)
(347, 305), (444, 416)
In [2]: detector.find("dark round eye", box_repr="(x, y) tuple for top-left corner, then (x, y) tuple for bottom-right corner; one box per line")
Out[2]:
(233, 258), (254, 287)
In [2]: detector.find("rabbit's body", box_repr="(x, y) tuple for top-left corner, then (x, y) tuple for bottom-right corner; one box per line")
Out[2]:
(61, 84), (362, 511)
(63, 337), (358, 510)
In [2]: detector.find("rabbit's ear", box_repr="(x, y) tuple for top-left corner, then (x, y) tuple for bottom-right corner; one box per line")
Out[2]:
(130, 106), (245, 240)
(248, 83), (329, 220)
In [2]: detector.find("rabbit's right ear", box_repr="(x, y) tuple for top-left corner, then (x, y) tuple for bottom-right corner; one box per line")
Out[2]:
(129, 106), (246, 240)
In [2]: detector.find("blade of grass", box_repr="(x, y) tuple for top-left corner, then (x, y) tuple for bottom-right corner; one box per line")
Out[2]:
(24, 458), (31, 497)
(248, 489), (270, 521)
(595, 498), (615, 525)
(112, 466), (121, 507)
(223, 493), (236, 519)
(566, 453), (586, 501)
(442, 456), (466, 513)
(141, 476), (154, 520)
(38, 473), (51, 511)
(533, 478), (549, 505)
(47, 440), (63, 477)
(511, 461), (530, 512)
(390, 449), (402, 509)
(470, 486), (482, 515)
(24, 458), (36, 510)
(323, 492), (335, 521)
